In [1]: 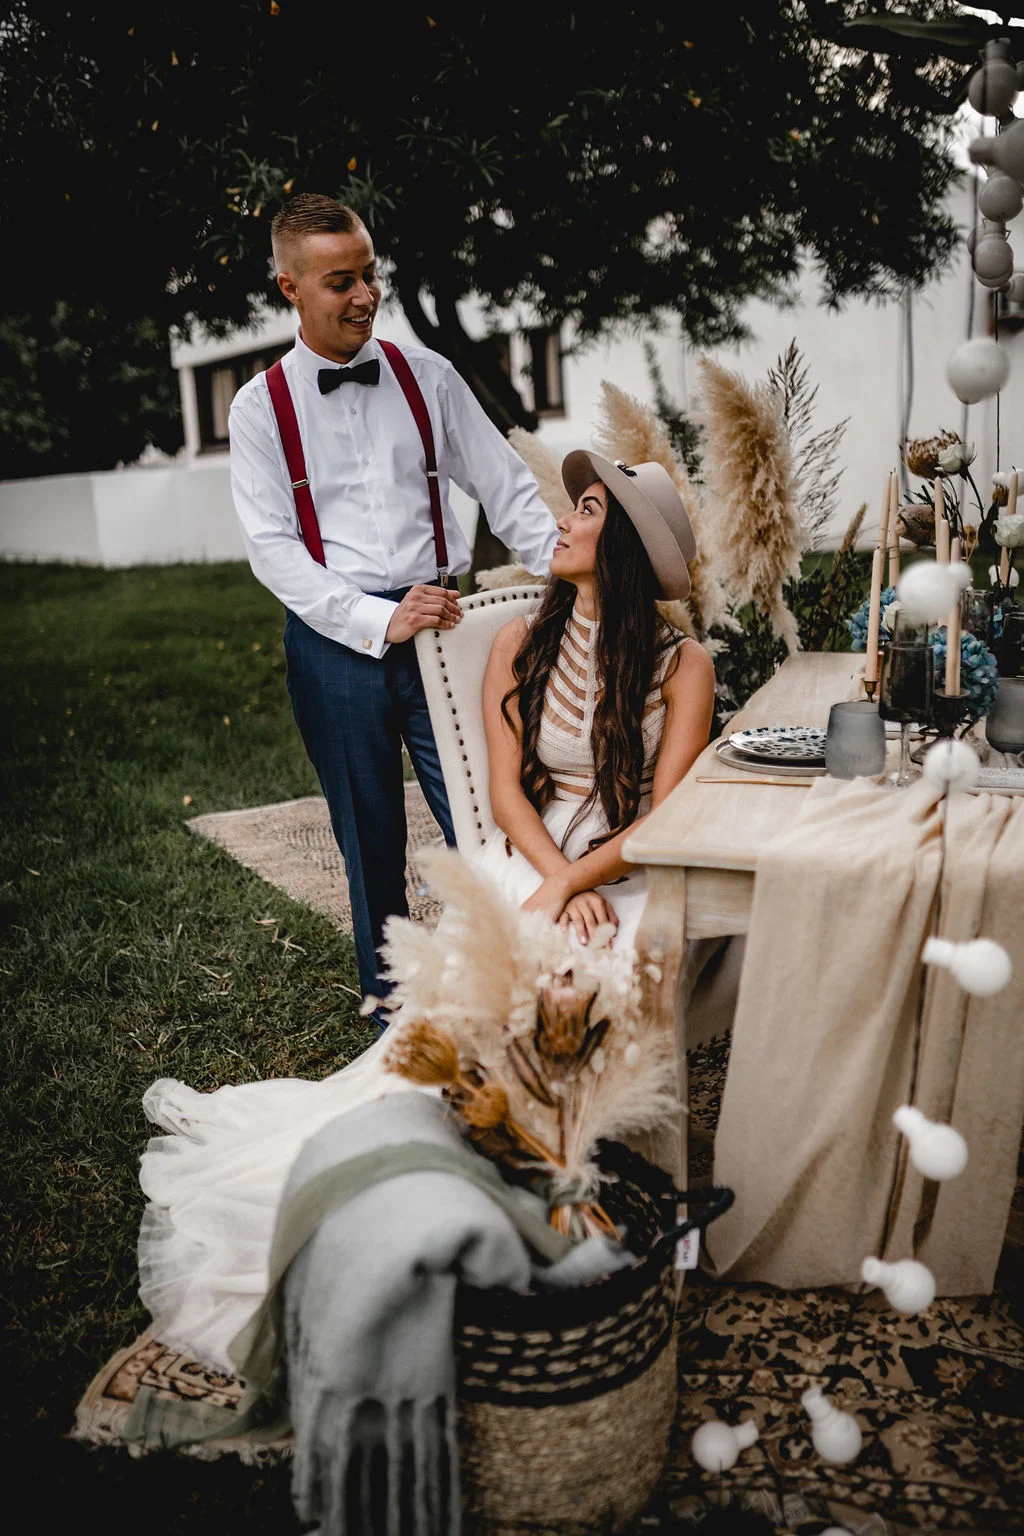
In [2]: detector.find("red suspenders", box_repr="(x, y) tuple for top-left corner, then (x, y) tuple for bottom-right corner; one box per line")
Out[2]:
(265, 341), (452, 586)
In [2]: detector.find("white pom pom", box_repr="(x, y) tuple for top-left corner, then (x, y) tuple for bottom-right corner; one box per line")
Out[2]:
(801, 1388), (863, 1465)
(922, 739), (980, 794)
(893, 1105), (969, 1180)
(922, 935), (1013, 996)
(896, 562), (961, 624)
(947, 338), (1010, 404)
(691, 1418), (759, 1472)
(861, 1255), (937, 1315)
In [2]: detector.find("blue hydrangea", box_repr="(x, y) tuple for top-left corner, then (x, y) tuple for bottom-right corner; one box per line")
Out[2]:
(847, 587), (897, 651)
(932, 629), (999, 724)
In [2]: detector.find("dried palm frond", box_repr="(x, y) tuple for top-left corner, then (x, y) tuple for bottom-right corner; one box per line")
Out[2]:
(594, 381), (729, 637)
(698, 357), (802, 652)
(507, 427), (573, 523)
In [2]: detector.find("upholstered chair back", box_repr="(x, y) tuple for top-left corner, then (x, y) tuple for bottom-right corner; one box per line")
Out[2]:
(414, 587), (542, 852)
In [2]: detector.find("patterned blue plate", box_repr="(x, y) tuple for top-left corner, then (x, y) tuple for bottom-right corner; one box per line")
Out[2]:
(728, 726), (827, 764)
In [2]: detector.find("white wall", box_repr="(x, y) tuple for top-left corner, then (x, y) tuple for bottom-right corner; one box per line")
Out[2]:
(0, 459), (247, 567)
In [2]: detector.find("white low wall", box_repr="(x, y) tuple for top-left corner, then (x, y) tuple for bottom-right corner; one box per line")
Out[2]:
(0, 457), (247, 566)
(0, 454), (481, 568)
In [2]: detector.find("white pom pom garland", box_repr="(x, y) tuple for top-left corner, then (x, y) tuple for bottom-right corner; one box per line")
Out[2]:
(801, 1388), (863, 1465)
(896, 562), (962, 624)
(690, 1418), (759, 1471)
(893, 1105), (969, 1180)
(861, 1255), (937, 1315)
(922, 739), (980, 794)
(922, 935), (1013, 996)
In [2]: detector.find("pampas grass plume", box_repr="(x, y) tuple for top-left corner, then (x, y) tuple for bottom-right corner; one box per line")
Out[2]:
(594, 381), (728, 637)
(384, 1019), (460, 1086)
(698, 357), (802, 651)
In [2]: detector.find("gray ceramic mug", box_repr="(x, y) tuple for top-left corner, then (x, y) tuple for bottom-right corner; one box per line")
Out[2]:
(825, 700), (886, 779)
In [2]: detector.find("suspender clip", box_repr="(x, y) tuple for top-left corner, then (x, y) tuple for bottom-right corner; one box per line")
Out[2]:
(426, 470), (439, 479)
(437, 567), (451, 588)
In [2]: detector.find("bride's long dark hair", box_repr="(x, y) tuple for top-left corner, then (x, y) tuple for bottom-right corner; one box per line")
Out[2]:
(501, 490), (679, 849)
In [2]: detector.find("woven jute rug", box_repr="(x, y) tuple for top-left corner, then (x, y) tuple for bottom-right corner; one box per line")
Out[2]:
(74, 1035), (1024, 1533)
(186, 783), (446, 932)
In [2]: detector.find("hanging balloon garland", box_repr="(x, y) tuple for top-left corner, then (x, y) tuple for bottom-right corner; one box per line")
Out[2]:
(688, 24), (1020, 1513)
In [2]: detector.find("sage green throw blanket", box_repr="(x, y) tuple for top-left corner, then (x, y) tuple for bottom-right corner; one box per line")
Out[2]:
(128, 1091), (574, 1534)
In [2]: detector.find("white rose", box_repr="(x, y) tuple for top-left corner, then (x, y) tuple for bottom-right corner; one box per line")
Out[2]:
(995, 512), (1024, 548)
(937, 440), (976, 474)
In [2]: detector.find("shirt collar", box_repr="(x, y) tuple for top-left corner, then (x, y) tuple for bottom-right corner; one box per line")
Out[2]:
(292, 331), (381, 387)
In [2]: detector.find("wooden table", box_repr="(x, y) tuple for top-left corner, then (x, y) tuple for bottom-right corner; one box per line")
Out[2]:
(626, 652), (863, 1183)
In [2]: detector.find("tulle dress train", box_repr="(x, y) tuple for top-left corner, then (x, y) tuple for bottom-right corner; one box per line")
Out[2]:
(136, 609), (685, 1369)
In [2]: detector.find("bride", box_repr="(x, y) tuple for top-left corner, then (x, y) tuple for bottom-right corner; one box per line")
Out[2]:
(137, 451), (715, 1371)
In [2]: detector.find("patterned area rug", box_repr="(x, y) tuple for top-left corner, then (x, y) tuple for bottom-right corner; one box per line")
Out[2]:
(186, 784), (446, 932)
(75, 1034), (1024, 1532)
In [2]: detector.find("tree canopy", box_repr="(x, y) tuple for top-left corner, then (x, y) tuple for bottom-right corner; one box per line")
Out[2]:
(0, 1), (966, 473)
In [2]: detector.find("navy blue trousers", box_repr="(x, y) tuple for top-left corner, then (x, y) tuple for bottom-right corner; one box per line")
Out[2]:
(283, 602), (456, 1002)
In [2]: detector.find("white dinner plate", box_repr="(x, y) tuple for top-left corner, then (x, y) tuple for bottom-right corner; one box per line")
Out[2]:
(728, 725), (827, 764)
(714, 740), (826, 777)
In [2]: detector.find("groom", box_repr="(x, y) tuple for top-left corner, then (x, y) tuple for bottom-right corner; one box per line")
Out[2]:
(229, 194), (556, 1029)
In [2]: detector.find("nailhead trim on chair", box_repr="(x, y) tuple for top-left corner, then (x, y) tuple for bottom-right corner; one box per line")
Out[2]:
(430, 588), (541, 848)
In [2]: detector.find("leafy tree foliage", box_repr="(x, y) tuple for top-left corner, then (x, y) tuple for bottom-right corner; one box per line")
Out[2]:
(0, 1), (966, 475)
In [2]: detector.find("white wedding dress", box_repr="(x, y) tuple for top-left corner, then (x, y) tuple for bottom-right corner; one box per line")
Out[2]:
(138, 608), (686, 1371)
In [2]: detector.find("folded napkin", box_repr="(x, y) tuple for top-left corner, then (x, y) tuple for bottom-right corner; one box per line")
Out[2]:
(705, 775), (1024, 1293)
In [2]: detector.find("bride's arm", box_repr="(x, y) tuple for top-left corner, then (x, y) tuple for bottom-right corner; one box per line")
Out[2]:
(559, 638), (716, 896)
(482, 617), (572, 890)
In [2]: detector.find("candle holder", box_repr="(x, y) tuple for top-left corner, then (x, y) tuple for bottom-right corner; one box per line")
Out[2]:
(930, 690), (971, 739)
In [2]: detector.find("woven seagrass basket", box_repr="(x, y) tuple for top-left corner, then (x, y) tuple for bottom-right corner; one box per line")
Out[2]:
(454, 1142), (732, 1535)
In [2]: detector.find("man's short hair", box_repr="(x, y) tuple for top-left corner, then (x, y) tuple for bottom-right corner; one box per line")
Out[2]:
(271, 194), (366, 275)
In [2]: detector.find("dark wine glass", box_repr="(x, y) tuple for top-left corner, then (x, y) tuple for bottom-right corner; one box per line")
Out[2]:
(879, 642), (934, 786)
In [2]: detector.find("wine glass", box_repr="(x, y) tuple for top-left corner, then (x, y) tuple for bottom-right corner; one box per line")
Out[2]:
(879, 641), (934, 787)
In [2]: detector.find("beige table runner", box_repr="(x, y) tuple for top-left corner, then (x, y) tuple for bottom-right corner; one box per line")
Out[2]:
(705, 776), (1024, 1294)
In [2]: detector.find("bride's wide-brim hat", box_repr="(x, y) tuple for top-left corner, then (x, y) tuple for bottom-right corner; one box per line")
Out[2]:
(560, 451), (697, 600)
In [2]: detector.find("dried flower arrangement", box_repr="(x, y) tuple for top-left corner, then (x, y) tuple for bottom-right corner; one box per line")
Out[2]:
(380, 849), (679, 1241)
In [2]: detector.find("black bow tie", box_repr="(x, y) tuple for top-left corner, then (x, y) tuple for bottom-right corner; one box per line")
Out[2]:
(317, 358), (381, 393)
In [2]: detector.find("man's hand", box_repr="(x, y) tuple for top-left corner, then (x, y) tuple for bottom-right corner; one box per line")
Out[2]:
(559, 890), (619, 945)
(385, 584), (463, 645)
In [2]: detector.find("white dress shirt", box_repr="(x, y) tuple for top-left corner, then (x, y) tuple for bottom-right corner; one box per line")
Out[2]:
(229, 333), (557, 657)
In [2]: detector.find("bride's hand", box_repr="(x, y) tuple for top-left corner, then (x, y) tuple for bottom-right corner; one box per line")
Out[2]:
(560, 891), (618, 945)
(520, 872), (573, 923)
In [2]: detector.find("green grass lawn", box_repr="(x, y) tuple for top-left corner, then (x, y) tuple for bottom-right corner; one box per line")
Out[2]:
(1, 562), (376, 1530)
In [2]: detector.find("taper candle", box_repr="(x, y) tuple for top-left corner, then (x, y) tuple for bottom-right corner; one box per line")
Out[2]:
(878, 469), (893, 550)
(864, 546), (885, 689)
(946, 537), (962, 694)
(934, 478), (950, 564)
(887, 470), (901, 586)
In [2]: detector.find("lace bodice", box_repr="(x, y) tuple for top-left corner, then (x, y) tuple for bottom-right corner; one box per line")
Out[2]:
(537, 608), (683, 812)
